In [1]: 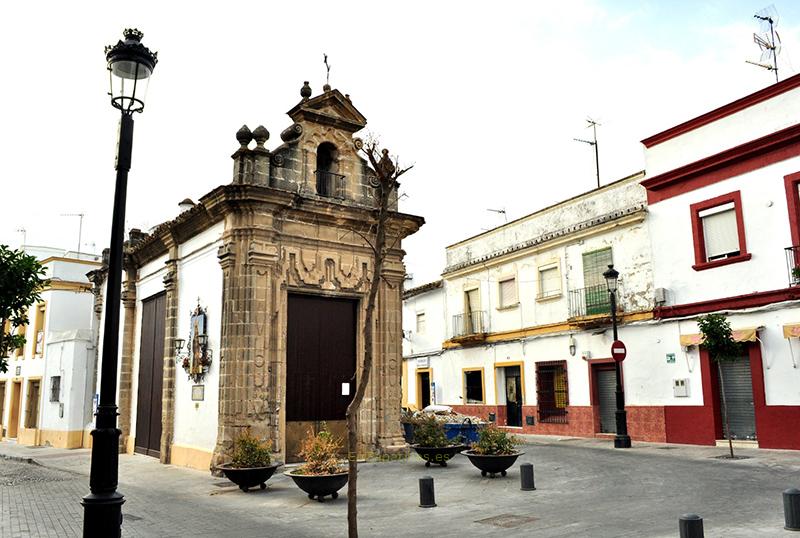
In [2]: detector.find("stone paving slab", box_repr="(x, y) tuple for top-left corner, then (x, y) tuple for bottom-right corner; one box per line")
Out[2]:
(1, 437), (799, 537)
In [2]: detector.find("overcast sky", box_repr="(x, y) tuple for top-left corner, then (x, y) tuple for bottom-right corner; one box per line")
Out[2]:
(1, 1), (798, 285)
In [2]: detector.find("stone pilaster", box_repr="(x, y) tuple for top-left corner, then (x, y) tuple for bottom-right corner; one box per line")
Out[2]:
(212, 225), (281, 469)
(118, 266), (138, 453)
(160, 246), (179, 464)
(373, 256), (408, 454)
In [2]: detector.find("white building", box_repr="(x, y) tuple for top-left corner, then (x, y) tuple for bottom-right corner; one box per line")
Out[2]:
(0, 248), (101, 448)
(639, 72), (800, 450)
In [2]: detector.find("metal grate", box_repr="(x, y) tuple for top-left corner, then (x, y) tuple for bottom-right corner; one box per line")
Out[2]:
(785, 246), (800, 286)
(315, 170), (346, 199)
(536, 361), (568, 423)
(452, 311), (487, 337)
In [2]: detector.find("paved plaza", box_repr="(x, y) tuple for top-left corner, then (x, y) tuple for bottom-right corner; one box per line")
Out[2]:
(1, 436), (799, 537)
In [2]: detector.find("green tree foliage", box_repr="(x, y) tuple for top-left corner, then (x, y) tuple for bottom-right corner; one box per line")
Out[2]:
(697, 313), (743, 363)
(412, 415), (449, 448)
(0, 246), (48, 373)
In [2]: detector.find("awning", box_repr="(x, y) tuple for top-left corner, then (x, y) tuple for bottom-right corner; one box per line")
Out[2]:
(783, 323), (800, 338)
(679, 327), (760, 347)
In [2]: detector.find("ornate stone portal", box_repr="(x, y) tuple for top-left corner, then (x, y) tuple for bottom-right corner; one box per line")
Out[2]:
(121, 83), (423, 469)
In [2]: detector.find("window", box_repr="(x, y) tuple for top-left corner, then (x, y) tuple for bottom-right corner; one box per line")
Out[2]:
(49, 376), (61, 403)
(315, 142), (344, 198)
(536, 361), (568, 423)
(463, 368), (484, 403)
(34, 303), (46, 356)
(538, 264), (561, 299)
(25, 380), (40, 429)
(582, 248), (613, 315)
(690, 191), (750, 270)
(415, 312), (426, 334)
(0, 382), (5, 427)
(498, 277), (518, 308)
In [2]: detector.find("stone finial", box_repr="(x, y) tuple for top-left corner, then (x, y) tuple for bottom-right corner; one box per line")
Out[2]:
(253, 125), (269, 148)
(236, 125), (253, 149)
(301, 81), (312, 99)
(323, 83), (332, 92)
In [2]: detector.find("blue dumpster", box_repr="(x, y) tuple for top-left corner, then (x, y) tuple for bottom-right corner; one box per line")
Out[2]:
(443, 420), (484, 444)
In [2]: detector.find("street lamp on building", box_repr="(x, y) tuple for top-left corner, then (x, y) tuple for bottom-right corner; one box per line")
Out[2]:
(82, 29), (157, 537)
(603, 264), (631, 449)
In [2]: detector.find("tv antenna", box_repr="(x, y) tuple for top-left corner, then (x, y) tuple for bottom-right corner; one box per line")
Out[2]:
(747, 6), (781, 83)
(61, 213), (85, 256)
(574, 118), (601, 189)
(324, 53), (331, 88)
(486, 208), (508, 223)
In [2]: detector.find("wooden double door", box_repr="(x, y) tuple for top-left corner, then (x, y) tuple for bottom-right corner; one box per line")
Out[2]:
(135, 293), (166, 457)
(286, 294), (357, 462)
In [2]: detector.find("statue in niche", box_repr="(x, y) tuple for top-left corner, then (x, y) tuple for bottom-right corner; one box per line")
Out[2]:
(181, 301), (211, 383)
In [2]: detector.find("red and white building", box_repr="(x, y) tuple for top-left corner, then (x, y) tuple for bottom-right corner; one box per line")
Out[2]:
(642, 74), (800, 450)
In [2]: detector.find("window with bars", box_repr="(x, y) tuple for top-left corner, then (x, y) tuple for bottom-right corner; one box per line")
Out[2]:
(50, 376), (61, 403)
(498, 278), (518, 308)
(536, 361), (568, 423)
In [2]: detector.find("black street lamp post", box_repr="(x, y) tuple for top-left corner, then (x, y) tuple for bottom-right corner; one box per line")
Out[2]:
(603, 264), (631, 449)
(82, 29), (157, 537)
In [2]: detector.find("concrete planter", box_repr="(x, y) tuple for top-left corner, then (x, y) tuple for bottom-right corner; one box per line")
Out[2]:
(285, 471), (349, 502)
(410, 444), (466, 467)
(463, 450), (524, 478)
(218, 462), (282, 492)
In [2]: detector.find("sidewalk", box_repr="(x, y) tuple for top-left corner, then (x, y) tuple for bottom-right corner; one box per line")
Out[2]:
(2, 436), (799, 537)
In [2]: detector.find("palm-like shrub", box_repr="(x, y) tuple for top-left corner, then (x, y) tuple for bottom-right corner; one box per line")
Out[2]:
(230, 429), (272, 468)
(470, 425), (518, 455)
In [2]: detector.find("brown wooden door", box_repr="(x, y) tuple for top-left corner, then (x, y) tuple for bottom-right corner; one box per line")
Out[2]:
(135, 292), (166, 457)
(286, 294), (357, 462)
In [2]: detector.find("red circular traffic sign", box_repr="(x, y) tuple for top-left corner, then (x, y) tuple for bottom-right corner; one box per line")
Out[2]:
(611, 340), (627, 362)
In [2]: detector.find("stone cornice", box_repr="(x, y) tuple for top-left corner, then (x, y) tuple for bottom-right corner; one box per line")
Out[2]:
(128, 183), (424, 268)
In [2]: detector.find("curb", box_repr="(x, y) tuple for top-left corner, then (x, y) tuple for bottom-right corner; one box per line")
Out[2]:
(0, 453), (40, 465)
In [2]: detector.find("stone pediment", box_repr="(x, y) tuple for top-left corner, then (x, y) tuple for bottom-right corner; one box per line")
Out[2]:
(287, 89), (367, 133)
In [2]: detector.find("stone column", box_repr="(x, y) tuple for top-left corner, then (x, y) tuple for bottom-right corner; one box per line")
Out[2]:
(212, 224), (281, 469)
(118, 265), (138, 453)
(159, 245), (179, 463)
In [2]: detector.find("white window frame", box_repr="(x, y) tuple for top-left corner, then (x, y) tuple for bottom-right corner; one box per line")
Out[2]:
(497, 275), (519, 310)
(537, 261), (562, 301)
(415, 311), (426, 334)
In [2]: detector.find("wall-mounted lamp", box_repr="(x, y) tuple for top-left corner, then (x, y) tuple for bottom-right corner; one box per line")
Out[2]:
(197, 334), (209, 348)
(568, 335), (577, 356)
(175, 338), (186, 354)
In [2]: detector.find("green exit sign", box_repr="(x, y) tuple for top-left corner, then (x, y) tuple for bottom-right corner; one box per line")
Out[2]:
(666, 353), (676, 364)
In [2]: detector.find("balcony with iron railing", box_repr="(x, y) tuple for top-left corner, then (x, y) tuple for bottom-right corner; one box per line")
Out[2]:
(315, 170), (346, 199)
(451, 311), (488, 343)
(567, 284), (623, 321)
(786, 246), (800, 286)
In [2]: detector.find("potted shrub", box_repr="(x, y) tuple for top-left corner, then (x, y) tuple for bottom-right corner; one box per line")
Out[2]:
(463, 425), (524, 478)
(285, 425), (349, 502)
(410, 414), (466, 467)
(217, 429), (281, 492)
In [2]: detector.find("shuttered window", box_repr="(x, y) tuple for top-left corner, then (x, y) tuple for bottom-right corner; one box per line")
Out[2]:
(699, 203), (739, 261)
(538, 266), (560, 298)
(536, 361), (569, 423)
(499, 278), (517, 308)
(582, 248), (613, 287)
(416, 312), (426, 334)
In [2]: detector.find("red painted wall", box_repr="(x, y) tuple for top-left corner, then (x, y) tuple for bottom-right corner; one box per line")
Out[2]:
(664, 406), (716, 445)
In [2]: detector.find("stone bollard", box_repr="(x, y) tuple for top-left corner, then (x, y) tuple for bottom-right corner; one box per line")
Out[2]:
(520, 463), (536, 491)
(419, 476), (436, 508)
(679, 514), (704, 538)
(785, 488), (800, 531)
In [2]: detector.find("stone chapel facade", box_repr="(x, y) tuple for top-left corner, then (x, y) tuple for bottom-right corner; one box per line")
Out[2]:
(93, 83), (423, 470)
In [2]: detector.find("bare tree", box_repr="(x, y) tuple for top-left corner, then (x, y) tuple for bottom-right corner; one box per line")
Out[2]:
(346, 139), (411, 538)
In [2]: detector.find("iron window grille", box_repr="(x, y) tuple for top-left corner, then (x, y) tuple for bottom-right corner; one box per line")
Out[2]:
(536, 360), (569, 423)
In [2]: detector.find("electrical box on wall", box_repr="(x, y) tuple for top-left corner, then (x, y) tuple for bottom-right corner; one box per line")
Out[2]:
(673, 378), (690, 397)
